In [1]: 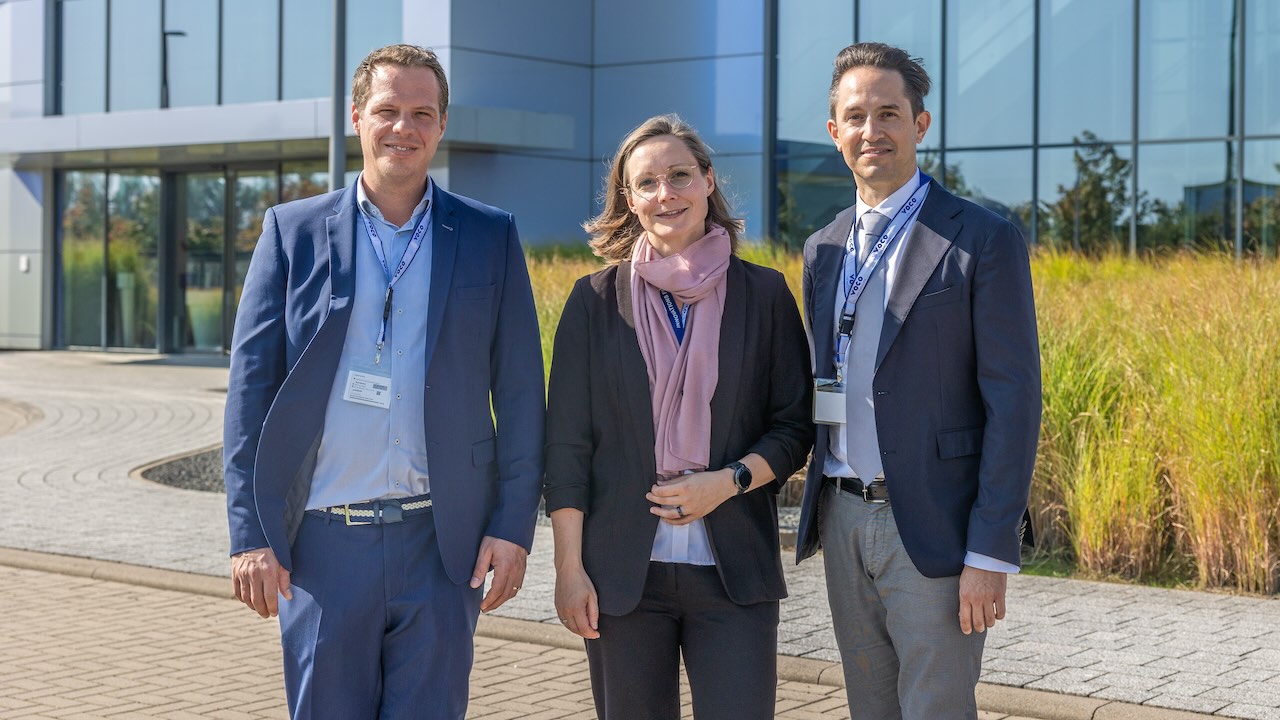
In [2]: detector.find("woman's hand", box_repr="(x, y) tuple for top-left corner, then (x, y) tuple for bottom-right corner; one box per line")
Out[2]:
(554, 563), (601, 639)
(647, 469), (735, 525)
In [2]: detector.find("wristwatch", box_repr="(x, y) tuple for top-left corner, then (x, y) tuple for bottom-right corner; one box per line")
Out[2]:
(727, 461), (752, 495)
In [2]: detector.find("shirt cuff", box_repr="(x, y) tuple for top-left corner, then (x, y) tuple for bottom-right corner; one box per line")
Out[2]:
(964, 551), (1020, 574)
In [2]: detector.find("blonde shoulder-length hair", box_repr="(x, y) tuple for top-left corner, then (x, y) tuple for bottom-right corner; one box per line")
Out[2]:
(584, 114), (744, 264)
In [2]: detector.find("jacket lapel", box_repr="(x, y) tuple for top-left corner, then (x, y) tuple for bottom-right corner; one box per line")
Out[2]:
(614, 262), (658, 478)
(422, 184), (458, 373)
(325, 185), (358, 319)
(811, 207), (855, 379)
(876, 180), (960, 369)
(708, 258), (746, 465)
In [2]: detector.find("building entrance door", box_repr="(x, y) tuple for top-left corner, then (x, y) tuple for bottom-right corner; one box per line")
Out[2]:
(174, 172), (227, 351)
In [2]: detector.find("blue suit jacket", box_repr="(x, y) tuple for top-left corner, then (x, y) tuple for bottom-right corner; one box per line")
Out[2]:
(796, 180), (1041, 577)
(223, 182), (545, 585)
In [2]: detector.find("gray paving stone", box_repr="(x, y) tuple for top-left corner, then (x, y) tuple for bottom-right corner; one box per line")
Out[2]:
(1142, 693), (1230, 714)
(1091, 685), (1158, 704)
(1216, 703), (1280, 720)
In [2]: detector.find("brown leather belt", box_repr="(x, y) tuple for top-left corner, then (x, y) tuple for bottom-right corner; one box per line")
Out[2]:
(824, 475), (889, 503)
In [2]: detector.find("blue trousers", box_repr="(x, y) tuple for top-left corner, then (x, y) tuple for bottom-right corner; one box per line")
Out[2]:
(279, 509), (481, 719)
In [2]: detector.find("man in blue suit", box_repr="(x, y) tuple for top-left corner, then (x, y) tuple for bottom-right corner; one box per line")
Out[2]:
(223, 44), (545, 719)
(796, 43), (1041, 718)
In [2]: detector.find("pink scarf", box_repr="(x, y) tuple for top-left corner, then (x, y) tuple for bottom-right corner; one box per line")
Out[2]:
(630, 225), (731, 478)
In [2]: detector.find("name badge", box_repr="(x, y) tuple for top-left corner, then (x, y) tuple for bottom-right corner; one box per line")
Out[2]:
(813, 378), (845, 425)
(343, 368), (392, 409)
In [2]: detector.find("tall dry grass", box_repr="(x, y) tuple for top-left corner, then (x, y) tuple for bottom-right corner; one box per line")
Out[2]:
(527, 243), (1280, 593)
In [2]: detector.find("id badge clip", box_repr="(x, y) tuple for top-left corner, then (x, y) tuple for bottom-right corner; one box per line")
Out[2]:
(813, 378), (845, 425)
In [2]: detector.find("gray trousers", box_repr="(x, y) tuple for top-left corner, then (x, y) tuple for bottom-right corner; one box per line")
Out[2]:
(819, 483), (985, 720)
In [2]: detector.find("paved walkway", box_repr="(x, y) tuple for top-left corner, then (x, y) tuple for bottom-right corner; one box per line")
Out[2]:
(1, 350), (1278, 719)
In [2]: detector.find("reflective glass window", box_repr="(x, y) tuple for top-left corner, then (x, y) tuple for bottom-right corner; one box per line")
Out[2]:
(222, 0), (280, 104)
(163, 0), (218, 108)
(941, 150), (1033, 236)
(1039, 0), (1133, 144)
(1038, 144), (1133, 253)
(859, 0), (942, 149)
(60, 0), (107, 115)
(106, 171), (160, 348)
(776, 0), (852, 151)
(231, 171), (279, 320)
(945, 0), (1034, 148)
(283, 0), (331, 100)
(1246, 0), (1280, 135)
(178, 173), (226, 351)
(775, 153), (857, 249)
(1243, 140), (1280, 258)
(282, 161), (329, 203)
(60, 171), (106, 346)
(346, 0), (402, 99)
(1137, 142), (1231, 252)
(1138, 0), (1233, 140)
(109, 0), (161, 111)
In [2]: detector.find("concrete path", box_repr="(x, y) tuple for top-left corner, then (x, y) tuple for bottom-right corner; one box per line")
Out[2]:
(1, 350), (1278, 718)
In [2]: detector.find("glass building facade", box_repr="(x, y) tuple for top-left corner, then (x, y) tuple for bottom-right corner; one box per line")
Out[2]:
(0, 0), (1274, 352)
(774, 0), (1280, 256)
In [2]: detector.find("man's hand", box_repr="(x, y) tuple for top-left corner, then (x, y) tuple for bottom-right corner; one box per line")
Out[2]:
(958, 565), (1007, 635)
(470, 536), (528, 613)
(646, 470), (735, 525)
(554, 563), (601, 639)
(231, 547), (292, 619)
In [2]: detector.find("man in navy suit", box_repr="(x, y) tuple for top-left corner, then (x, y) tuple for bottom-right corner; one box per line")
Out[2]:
(223, 44), (544, 719)
(795, 43), (1040, 718)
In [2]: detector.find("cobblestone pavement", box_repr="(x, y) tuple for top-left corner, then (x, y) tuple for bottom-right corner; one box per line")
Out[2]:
(1, 564), (1041, 719)
(2, 351), (1277, 718)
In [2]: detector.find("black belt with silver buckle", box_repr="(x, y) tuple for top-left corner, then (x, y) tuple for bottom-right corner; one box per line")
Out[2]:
(309, 493), (433, 526)
(824, 475), (889, 503)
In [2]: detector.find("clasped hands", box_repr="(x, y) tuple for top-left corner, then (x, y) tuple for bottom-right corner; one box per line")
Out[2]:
(645, 468), (736, 525)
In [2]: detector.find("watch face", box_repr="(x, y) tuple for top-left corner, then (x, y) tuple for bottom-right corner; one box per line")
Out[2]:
(733, 463), (751, 490)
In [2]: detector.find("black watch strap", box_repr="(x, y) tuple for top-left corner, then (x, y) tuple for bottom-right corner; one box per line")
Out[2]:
(727, 461), (751, 495)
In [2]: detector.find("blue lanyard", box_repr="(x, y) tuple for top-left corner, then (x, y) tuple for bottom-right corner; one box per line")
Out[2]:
(659, 290), (691, 345)
(832, 171), (931, 382)
(361, 206), (430, 365)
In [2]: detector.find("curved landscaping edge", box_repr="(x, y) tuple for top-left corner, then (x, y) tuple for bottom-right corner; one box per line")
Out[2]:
(0, 398), (44, 438)
(131, 442), (225, 493)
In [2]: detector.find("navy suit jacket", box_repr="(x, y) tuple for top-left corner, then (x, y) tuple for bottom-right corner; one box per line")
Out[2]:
(223, 182), (545, 586)
(795, 179), (1041, 577)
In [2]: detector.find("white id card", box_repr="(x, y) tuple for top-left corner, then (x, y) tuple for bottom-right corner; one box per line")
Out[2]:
(813, 378), (846, 425)
(343, 368), (392, 409)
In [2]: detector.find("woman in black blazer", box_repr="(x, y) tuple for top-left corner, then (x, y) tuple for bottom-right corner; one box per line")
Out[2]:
(543, 114), (813, 720)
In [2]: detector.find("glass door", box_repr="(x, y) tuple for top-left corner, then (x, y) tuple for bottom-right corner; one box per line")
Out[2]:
(229, 169), (279, 337)
(175, 172), (227, 351)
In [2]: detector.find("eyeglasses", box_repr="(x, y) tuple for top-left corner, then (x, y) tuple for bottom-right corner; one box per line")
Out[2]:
(624, 165), (699, 200)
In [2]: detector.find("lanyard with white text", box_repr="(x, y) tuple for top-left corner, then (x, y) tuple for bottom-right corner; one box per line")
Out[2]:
(659, 290), (691, 345)
(832, 172), (931, 382)
(362, 208), (429, 365)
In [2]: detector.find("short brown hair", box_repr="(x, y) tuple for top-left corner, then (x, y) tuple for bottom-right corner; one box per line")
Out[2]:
(352, 44), (450, 115)
(828, 42), (930, 119)
(584, 114), (744, 264)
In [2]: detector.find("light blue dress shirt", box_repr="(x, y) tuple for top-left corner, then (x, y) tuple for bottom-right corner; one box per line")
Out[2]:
(306, 174), (434, 509)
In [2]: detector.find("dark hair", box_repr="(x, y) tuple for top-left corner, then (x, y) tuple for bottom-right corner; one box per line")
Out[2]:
(828, 42), (931, 118)
(584, 114), (743, 264)
(352, 44), (449, 115)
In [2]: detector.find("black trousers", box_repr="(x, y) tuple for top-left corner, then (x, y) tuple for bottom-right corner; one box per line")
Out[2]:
(584, 562), (779, 720)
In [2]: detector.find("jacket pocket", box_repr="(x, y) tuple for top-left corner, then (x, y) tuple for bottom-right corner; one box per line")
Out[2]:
(455, 284), (495, 300)
(472, 436), (497, 467)
(913, 284), (961, 311)
(937, 426), (983, 459)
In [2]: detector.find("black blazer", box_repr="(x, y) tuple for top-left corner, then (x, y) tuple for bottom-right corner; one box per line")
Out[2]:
(796, 180), (1041, 577)
(544, 257), (814, 616)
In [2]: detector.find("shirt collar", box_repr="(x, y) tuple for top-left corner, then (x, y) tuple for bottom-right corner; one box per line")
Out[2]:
(855, 170), (922, 224)
(355, 172), (433, 231)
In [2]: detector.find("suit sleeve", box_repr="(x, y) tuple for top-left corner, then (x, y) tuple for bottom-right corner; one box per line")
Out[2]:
(223, 207), (288, 557)
(543, 279), (593, 513)
(483, 215), (547, 552)
(967, 220), (1041, 567)
(745, 272), (816, 488)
